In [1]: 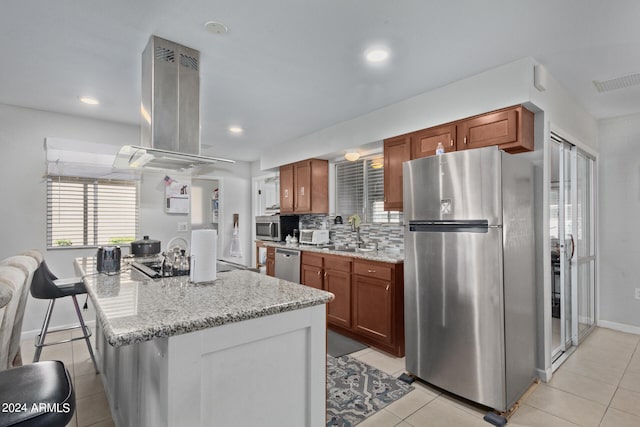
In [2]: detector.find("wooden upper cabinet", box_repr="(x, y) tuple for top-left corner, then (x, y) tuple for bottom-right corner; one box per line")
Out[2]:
(280, 159), (328, 214)
(279, 164), (294, 214)
(458, 106), (534, 153)
(412, 124), (456, 159)
(383, 135), (411, 211)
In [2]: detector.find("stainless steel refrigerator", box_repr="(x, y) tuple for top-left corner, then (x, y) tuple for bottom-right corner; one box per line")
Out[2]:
(403, 146), (536, 412)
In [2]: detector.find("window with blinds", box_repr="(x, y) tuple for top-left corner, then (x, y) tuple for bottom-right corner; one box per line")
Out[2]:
(335, 159), (400, 223)
(47, 177), (138, 249)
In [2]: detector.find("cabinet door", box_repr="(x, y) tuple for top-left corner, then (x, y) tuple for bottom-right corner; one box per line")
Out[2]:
(412, 124), (456, 159)
(294, 161), (311, 213)
(383, 135), (411, 211)
(352, 274), (393, 345)
(458, 108), (517, 150)
(266, 247), (275, 276)
(301, 264), (323, 290)
(325, 269), (351, 328)
(279, 164), (294, 213)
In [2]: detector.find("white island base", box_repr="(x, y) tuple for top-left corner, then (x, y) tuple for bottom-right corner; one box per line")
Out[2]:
(96, 304), (327, 427)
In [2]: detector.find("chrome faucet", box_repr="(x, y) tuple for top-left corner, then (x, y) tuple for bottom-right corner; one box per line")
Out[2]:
(355, 227), (365, 248)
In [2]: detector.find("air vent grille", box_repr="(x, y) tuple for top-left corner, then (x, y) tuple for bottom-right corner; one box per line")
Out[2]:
(180, 53), (199, 71)
(155, 46), (175, 63)
(593, 73), (640, 93)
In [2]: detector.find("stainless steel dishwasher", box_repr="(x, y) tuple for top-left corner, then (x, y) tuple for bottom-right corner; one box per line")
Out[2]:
(274, 248), (301, 283)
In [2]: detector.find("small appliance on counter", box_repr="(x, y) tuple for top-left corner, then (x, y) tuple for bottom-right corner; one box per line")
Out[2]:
(255, 214), (299, 242)
(299, 229), (330, 245)
(97, 246), (121, 275)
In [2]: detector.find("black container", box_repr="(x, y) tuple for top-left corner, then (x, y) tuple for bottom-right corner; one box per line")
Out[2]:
(97, 246), (121, 274)
(131, 236), (161, 256)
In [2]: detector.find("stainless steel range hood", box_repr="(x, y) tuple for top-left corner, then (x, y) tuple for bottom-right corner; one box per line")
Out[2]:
(114, 35), (234, 171)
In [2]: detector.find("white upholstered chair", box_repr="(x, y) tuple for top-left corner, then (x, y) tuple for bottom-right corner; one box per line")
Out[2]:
(0, 255), (39, 367)
(0, 266), (26, 371)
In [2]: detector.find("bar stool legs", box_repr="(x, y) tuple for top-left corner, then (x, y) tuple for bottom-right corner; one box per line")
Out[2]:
(33, 295), (99, 374)
(71, 294), (99, 373)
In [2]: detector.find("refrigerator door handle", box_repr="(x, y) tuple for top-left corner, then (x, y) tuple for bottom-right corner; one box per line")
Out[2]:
(408, 220), (491, 233)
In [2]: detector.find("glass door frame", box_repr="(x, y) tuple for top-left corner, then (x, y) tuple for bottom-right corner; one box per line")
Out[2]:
(550, 131), (597, 366)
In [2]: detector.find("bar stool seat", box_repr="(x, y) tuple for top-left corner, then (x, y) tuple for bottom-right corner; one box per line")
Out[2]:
(0, 360), (75, 427)
(31, 261), (98, 374)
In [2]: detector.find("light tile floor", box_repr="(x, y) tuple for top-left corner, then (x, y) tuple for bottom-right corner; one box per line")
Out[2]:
(22, 326), (640, 427)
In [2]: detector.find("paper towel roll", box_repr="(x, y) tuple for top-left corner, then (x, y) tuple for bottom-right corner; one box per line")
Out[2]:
(190, 229), (217, 283)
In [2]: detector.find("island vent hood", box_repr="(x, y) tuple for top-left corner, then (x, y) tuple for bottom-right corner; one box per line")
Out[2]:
(114, 35), (234, 171)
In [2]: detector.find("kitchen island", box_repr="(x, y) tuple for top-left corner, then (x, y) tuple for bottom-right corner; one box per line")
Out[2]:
(75, 258), (333, 427)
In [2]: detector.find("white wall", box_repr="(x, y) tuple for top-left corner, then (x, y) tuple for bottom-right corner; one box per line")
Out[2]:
(598, 113), (640, 331)
(260, 58), (534, 170)
(0, 104), (139, 335)
(0, 103), (253, 339)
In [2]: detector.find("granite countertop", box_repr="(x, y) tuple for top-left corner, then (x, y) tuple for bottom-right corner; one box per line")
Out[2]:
(262, 242), (404, 264)
(75, 258), (334, 348)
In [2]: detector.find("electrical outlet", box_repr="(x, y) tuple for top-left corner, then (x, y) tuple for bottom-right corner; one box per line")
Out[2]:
(635, 288), (640, 300)
(177, 222), (188, 232)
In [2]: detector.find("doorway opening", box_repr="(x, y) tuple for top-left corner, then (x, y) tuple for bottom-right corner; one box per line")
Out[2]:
(549, 131), (597, 368)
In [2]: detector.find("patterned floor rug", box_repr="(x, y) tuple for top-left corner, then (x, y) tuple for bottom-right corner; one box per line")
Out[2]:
(327, 355), (414, 426)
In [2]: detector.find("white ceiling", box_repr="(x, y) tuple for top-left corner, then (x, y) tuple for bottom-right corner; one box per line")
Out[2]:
(2, 0), (639, 162)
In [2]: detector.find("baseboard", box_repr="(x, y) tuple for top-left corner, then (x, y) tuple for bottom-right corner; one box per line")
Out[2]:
(536, 367), (552, 383)
(21, 319), (97, 342)
(597, 320), (640, 336)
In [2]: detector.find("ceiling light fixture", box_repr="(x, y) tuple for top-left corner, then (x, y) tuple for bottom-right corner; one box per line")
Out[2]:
(79, 96), (99, 105)
(344, 151), (360, 162)
(205, 21), (229, 35)
(365, 48), (390, 63)
(229, 126), (243, 134)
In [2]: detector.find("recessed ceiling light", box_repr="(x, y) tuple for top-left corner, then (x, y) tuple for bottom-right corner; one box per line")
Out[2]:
(79, 96), (99, 105)
(229, 126), (243, 134)
(365, 48), (389, 63)
(205, 21), (229, 35)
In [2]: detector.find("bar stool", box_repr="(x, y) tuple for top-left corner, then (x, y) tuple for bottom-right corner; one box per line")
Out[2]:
(0, 280), (75, 427)
(0, 361), (75, 427)
(31, 261), (99, 374)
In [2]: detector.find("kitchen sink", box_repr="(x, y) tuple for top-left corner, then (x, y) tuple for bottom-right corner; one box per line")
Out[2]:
(331, 246), (356, 252)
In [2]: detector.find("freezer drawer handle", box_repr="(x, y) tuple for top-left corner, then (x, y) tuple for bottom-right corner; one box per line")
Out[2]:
(408, 220), (491, 233)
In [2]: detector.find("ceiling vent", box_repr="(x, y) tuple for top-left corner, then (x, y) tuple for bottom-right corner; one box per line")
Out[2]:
(593, 73), (640, 93)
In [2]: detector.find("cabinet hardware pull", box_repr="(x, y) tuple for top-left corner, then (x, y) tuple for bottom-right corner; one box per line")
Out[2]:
(450, 139), (454, 147)
(300, 186), (305, 196)
(324, 272), (327, 279)
(367, 269), (376, 273)
(317, 271), (321, 276)
(385, 284), (390, 292)
(464, 136), (467, 145)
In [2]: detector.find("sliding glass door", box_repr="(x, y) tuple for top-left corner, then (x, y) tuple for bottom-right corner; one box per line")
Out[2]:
(550, 132), (596, 364)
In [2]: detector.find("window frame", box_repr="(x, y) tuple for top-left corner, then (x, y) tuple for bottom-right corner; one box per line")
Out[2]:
(334, 157), (400, 224)
(46, 176), (139, 250)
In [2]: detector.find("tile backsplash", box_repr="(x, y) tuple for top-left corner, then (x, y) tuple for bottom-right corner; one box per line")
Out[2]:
(299, 214), (404, 253)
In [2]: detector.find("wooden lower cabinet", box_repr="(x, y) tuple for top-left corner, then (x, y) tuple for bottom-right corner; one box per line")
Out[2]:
(323, 255), (352, 329)
(265, 247), (275, 277)
(352, 274), (392, 345)
(299, 250), (404, 357)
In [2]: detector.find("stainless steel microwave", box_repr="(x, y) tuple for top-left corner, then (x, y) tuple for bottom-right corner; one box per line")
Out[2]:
(255, 214), (299, 242)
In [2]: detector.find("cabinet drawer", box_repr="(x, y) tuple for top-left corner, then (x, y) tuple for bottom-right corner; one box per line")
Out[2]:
(301, 252), (323, 268)
(353, 261), (392, 281)
(323, 255), (352, 273)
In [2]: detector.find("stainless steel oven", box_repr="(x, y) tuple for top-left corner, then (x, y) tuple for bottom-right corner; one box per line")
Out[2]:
(255, 214), (299, 242)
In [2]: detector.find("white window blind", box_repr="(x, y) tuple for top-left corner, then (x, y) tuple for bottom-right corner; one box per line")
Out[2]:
(335, 159), (400, 223)
(47, 177), (138, 248)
